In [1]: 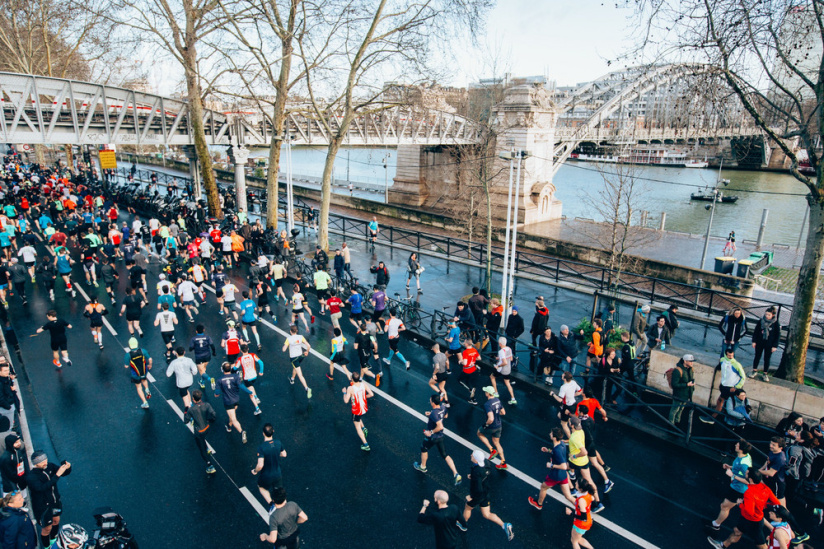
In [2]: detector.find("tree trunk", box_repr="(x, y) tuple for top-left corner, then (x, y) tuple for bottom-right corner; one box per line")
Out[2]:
(777, 194), (824, 382)
(318, 136), (343, 250)
(183, 46), (222, 219)
(265, 24), (295, 230)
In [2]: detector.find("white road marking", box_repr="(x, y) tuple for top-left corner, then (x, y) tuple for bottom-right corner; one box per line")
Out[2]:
(147, 372), (156, 383)
(166, 399), (216, 455)
(239, 486), (269, 522)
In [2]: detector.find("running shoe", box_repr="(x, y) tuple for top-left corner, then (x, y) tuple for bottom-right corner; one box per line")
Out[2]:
(504, 523), (514, 541)
(326, 373), (334, 381)
(375, 374), (381, 387)
(413, 462), (428, 473)
(544, 377), (552, 386)
(111, 297), (116, 305)
(382, 358), (390, 365)
(225, 423), (233, 433)
(528, 496), (542, 510)
(360, 444), (370, 451)
(205, 465), (216, 474)
(241, 431), (248, 444)
(699, 416), (715, 424)
(405, 361), (411, 370)
(53, 360), (61, 368)
(99, 343), (104, 350)
(199, 380), (206, 390)
(145, 390), (151, 399)
(211, 378), (216, 392)
(792, 533), (810, 544)
(508, 398), (517, 405)
(705, 522), (720, 532)
(311, 315), (315, 324)
(140, 402), (149, 409)
(707, 537), (725, 549)
(495, 461), (508, 470)
(454, 473), (462, 485)
(307, 388), (312, 399)
(93, 281), (98, 287)
(455, 521), (467, 532)
(254, 407), (262, 416)
(592, 503), (605, 514)
(488, 448), (499, 460)
(604, 480), (615, 493)
(288, 376), (295, 385)
(468, 399), (478, 405)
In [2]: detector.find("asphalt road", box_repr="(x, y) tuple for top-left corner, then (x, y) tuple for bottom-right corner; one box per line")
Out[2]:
(5, 217), (821, 548)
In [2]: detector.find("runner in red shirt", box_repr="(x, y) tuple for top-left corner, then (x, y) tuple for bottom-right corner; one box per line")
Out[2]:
(342, 371), (374, 452)
(327, 289), (344, 329)
(458, 339), (481, 405)
(566, 479), (595, 549)
(708, 469), (781, 549)
(575, 387), (608, 422)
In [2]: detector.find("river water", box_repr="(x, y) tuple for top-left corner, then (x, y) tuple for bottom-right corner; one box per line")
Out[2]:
(242, 146), (806, 247)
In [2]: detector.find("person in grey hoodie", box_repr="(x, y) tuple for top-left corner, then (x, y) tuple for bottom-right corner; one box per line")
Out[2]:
(166, 346), (197, 411)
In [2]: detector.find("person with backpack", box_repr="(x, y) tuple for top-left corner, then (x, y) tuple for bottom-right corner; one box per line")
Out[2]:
(702, 347), (746, 425)
(124, 337), (152, 409)
(718, 307), (748, 356)
(751, 306), (781, 380)
(661, 305), (680, 340)
(667, 354), (695, 425)
(369, 261), (390, 289)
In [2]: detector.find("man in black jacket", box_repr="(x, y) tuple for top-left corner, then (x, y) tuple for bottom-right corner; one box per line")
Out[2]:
(0, 433), (27, 493)
(538, 327), (559, 386)
(530, 297), (549, 346)
(555, 325), (580, 373)
(504, 306), (524, 348)
(27, 451), (71, 548)
(461, 450), (514, 541)
(183, 389), (217, 475)
(0, 361), (17, 431)
(370, 261), (390, 289)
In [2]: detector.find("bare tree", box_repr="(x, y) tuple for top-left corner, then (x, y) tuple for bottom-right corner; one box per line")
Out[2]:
(110, 0), (231, 218)
(628, 0), (824, 382)
(298, 0), (492, 251)
(574, 160), (658, 288)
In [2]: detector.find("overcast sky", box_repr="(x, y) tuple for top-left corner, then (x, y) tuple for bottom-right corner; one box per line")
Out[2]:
(451, 0), (638, 87)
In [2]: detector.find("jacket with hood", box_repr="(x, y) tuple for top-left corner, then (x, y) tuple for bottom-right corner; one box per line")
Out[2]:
(530, 306), (549, 337)
(0, 434), (28, 491)
(0, 505), (37, 549)
(485, 305), (503, 334)
(556, 332), (580, 361)
(0, 375), (15, 410)
(505, 312), (524, 340)
(671, 359), (695, 401)
(718, 312), (748, 344)
(662, 307), (680, 335)
(631, 309), (648, 340)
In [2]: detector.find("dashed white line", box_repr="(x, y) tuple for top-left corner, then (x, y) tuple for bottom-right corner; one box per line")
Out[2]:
(239, 486), (269, 522)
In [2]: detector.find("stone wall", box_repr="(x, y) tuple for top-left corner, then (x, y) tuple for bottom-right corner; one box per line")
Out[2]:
(648, 349), (823, 428)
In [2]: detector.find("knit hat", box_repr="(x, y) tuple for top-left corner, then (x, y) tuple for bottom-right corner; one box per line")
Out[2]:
(31, 451), (47, 466)
(128, 338), (139, 350)
(560, 325), (569, 332)
(641, 305), (650, 313)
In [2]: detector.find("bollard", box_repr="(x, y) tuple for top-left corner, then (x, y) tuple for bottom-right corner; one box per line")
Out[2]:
(640, 210), (648, 228)
(756, 209), (769, 250)
(659, 212), (667, 231)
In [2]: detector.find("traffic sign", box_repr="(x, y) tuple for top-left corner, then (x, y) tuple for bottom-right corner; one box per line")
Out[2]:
(99, 150), (117, 169)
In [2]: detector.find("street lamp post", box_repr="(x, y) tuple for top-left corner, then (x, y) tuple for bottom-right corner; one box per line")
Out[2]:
(699, 160), (729, 270)
(383, 152), (391, 203)
(500, 150), (516, 322)
(506, 151), (526, 315)
(499, 150), (529, 325)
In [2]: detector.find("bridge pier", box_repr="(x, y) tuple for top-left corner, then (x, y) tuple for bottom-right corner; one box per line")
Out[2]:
(228, 146), (249, 214)
(183, 146), (202, 200)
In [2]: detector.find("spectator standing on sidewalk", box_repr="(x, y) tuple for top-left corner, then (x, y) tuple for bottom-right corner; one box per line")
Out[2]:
(406, 252), (423, 293)
(504, 306), (524, 352)
(632, 305), (650, 352)
(370, 261), (390, 290)
(646, 316), (672, 351)
(341, 242), (352, 278)
(468, 287), (488, 345)
(529, 297), (549, 347)
(662, 305), (680, 340)
(751, 306), (780, 380)
(718, 307), (748, 356)
(556, 325), (580, 374)
(668, 354), (695, 425)
(485, 299), (503, 355)
(27, 451), (71, 549)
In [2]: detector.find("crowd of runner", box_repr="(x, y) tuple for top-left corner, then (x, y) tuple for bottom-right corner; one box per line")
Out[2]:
(0, 156), (817, 549)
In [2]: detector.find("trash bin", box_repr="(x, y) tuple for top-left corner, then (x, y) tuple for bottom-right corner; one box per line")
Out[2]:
(748, 251), (774, 272)
(714, 256), (736, 275)
(737, 259), (753, 278)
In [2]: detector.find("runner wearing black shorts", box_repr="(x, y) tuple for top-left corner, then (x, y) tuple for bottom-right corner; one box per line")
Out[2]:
(36, 310), (72, 368)
(413, 395), (461, 485)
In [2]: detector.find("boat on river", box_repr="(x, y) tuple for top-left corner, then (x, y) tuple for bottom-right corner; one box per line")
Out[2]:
(690, 190), (739, 203)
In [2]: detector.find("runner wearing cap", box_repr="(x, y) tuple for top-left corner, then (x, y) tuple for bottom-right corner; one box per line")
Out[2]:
(413, 394), (462, 486)
(221, 320), (246, 364)
(462, 449), (514, 541)
(343, 371), (374, 451)
(477, 386), (508, 470)
(124, 337), (152, 409)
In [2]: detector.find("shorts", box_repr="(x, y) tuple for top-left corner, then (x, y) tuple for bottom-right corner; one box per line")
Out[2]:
(332, 353), (349, 366)
(723, 485), (746, 504)
(50, 339), (67, 351)
(586, 352), (599, 359)
(257, 475), (283, 491)
(351, 311), (363, 321)
(359, 353), (371, 367)
(435, 372), (448, 383)
(317, 290), (328, 301)
(543, 476), (569, 488)
(83, 262), (96, 273)
(243, 319), (258, 328)
(273, 531), (300, 549)
(224, 300), (235, 308)
(290, 355), (305, 369)
(130, 375), (147, 384)
(735, 515), (768, 543)
(90, 320), (103, 328)
(243, 379), (256, 388)
(371, 309), (384, 322)
(24, 261), (34, 268)
(719, 385), (736, 400)
(765, 477), (786, 499)
(215, 288), (224, 298)
(227, 353), (239, 364)
(38, 505), (62, 526)
(126, 313), (141, 322)
(572, 525), (589, 536)
(466, 496), (490, 508)
(570, 461), (590, 477)
(352, 413), (364, 422)
(274, 278), (283, 288)
(562, 404), (577, 417)
(130, 279), (141, 289)
(161, 332), (175, 344)
(183, 300), (196, 308)
(195, 355), (211, 365)
(480, 425), (502, 439)
(493, 370), (511, 381)
(292, 307), (304, 315)
(177, 386), (191, 397)
(389, 338), (400, 352)
(223, 402), (239, 411)
(421, 437), (448, 458)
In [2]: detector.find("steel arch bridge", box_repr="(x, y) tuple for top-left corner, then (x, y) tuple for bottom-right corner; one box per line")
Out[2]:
(0, 72), (480, 148)
(550, 63), (766, 177)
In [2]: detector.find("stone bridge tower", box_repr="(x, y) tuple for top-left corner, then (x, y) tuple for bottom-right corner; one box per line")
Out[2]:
(490, 84), (562, 224)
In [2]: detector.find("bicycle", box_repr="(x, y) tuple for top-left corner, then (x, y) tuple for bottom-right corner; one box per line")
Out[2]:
(429, 306), (451, 339)
(393, 293), (421, 329)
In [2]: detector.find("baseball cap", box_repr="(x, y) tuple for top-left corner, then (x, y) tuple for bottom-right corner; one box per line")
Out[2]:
(683, 354), (695, 362)
(482, 386), (498, 397)
(568, 416), (581, 428)
(472, 449), (486, 467)
(227, 320), (236, 327)
(128, 337), (139, 350)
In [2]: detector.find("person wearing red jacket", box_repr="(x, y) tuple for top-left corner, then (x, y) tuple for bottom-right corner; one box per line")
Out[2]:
(708, 469), (781, 549)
